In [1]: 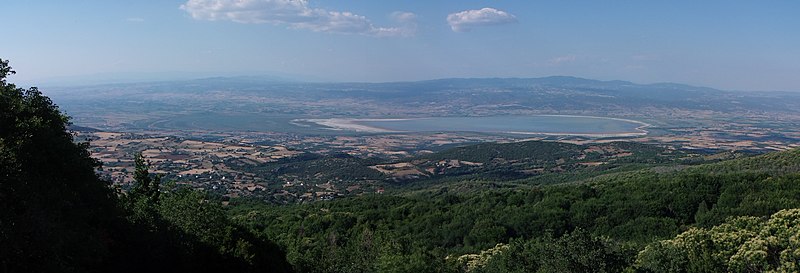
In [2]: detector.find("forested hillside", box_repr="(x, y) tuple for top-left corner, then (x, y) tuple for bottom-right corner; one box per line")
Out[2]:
(225, 138), (712, 203)
(229, 148), (800, 272)
(2, 57), (800, 272)
(0, 59), (291, 273)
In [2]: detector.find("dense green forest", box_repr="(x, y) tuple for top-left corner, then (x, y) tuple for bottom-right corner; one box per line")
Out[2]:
(2, 58), (800, 272)
(228, 148), (800, 272)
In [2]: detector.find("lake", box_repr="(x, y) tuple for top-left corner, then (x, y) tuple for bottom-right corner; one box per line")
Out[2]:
(309, 115), (649, 136)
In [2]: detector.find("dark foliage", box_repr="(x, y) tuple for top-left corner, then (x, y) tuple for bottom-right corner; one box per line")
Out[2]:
(0, 59), (292, 273)
(1, 58), (117, 272)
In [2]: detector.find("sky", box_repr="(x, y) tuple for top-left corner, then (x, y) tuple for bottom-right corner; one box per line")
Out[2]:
(2, 0), (799, 91)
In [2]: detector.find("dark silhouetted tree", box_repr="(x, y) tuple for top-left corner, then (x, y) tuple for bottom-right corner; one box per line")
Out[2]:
(0, 58), (118, 272)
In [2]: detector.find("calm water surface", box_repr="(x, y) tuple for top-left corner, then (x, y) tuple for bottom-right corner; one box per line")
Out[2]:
(357, 116), (646, 135)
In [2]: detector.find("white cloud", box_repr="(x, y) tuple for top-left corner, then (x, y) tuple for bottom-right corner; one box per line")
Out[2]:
(391, 11), (416, 23)
(180, 0), (415, 37)
(126, 17), (145, 22)
(447, 7), (517, 32)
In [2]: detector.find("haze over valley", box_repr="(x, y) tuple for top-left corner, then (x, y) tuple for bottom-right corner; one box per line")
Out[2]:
(38, 75), (798, 203)
(4, 1), (800, 272)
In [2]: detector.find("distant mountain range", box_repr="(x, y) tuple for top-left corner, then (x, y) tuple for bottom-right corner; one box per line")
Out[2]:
(42, 76), (800, 132)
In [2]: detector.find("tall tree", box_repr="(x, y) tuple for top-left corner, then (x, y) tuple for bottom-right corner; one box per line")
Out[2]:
(131, 153), (161, 201)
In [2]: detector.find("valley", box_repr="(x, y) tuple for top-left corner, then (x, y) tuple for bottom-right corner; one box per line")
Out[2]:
(6, 2), (800, 271)
(57, 77), (800, 204)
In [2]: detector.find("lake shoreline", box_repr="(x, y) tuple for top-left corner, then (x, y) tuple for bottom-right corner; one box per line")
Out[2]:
(296, 115), (651, 137)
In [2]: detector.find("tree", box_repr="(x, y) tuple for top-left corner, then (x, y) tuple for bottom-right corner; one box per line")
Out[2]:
(1, 58), (118, 272)
(118, 152), (293, 273)
(634, 209), (800, 272)
(472, 229), (633, 273)
(130, 152), (161, 203)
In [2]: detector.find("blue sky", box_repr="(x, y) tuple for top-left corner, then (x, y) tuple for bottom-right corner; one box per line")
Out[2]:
(2, 1), (799, 91)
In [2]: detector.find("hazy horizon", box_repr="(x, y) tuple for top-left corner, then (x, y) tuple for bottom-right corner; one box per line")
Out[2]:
(17, 73), (798, 94)
(4, 1), (800, 91)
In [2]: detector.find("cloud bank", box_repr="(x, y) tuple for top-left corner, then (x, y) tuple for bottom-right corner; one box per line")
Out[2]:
(181, 0), (415, 37)
(447, 8), (517, 32)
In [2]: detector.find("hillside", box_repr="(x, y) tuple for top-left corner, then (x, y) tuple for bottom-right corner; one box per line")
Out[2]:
(377, 140), (698, 182)
(221, 139), (717, 202)
(0, 59), (292, 273)
(4, 57), (800, 272)
(229, 148), (800, 272)
(5, 1), (800, 271)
